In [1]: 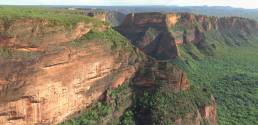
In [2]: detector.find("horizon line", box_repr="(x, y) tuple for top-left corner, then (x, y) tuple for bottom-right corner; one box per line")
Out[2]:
(0, 4), (257, 10)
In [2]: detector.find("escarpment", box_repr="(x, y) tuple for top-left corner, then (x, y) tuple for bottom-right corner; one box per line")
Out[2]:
(116, 12), (258, 59)
(0, 8), (218, 125)
(0, 16), (143, 124)
(132, 60), (217, 125)
(133, 60), (189, 92)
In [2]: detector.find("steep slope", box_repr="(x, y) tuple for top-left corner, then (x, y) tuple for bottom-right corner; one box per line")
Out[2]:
(61, 60), (217, 125)
(58, 12), (218, 125)
(116, 12), (258, 125)
(131, 60), (217, 125)
(0, 8), (218, 125)
(0, 7), (143, 125)
(116, 12), (258, 60)
(106, 11), (126, 26)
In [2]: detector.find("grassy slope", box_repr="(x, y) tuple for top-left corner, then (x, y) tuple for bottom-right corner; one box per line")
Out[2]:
(0, 6), (105, 28)
(0, 7), (108, 60)
(173, 34), (258, 125)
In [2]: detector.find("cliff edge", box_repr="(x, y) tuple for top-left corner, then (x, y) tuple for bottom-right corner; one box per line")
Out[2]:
(116, 12), (258, 59)
(0, 8), (217, 125)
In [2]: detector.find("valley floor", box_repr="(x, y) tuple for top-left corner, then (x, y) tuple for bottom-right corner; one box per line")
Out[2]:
(174, 44), (258, 125)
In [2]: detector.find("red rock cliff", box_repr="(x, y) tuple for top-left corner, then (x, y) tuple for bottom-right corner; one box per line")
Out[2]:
(0, 19), (141, 125)
(116, 12), (258, 59)
(133, 60), (189, 92)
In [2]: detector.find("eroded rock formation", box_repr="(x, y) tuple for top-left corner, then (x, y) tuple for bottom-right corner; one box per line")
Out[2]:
(133, 60), (217, 125)
(0, 19), (107, 49)
(0, 12), (218, 125)
(0, 19), (141, 125)
(116, 12), (258, 59)
(133, 60), (189, 92)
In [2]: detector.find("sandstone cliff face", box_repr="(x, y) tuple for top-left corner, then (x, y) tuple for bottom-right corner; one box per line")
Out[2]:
(133, 60), (189, 92)
(200, 96), (217, 125)
(115, 12), (191, 59)
(115, 13), (220, 125)
(0, 19), (141, 125)
(120, 12), (179, 29)
(0, 19), (107, 49)
(0, 11), (218, 125)
(116, 12), (258, 59)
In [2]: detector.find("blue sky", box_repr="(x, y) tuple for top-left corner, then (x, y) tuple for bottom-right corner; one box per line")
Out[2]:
(1, 0), (258, 9)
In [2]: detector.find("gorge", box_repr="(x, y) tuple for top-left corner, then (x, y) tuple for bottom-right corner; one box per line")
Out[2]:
(0, 7), (258, 125)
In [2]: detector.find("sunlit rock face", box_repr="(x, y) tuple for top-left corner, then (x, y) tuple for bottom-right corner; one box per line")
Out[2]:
(0, 11), (243, 125)
(0, 19), (141, 125)
(116, 12), (258, 60)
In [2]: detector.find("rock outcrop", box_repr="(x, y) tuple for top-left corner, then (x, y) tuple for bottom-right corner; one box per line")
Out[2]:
(116, 12), (258, 59)
(133, 61), (217, 125)
(116, 13), (222, 125)
(200, 96), (217, 125)
(0, 10), (218, 125)
(174, 96), (217, 125)
(0, 18), (142, 125)
(116, 13), (180, 60)
(0, 19), (107, 49)
(133, 60), (189, 92)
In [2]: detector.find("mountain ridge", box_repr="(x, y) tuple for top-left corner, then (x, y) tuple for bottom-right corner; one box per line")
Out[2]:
(116, 12), (258, 60)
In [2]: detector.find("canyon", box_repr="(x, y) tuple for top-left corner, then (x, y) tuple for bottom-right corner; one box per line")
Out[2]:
(1, 7), (258, 125)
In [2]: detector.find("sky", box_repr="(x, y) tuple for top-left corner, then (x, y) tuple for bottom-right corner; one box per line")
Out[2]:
(1, 0), (258, 9)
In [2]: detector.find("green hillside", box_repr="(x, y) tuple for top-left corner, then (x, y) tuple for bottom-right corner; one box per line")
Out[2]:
(0, 6), (105, 28)
(172, 34), (258, 124)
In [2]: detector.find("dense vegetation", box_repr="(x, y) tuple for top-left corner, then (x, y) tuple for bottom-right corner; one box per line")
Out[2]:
(133, 85), (212, 125)
(61, 102), (111, 125)
(60, 65), (213, 125)
(3, 6), (257, 125)
(173, 35), (258, 125)
(61, 28), (258, 125)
